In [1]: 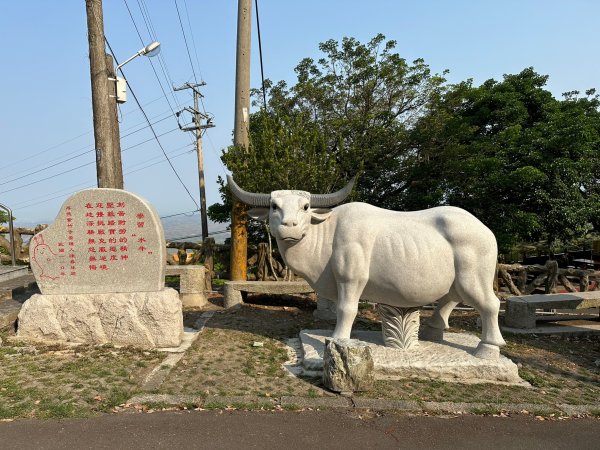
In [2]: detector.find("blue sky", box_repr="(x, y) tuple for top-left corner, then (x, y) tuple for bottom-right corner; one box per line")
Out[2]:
(1, 0), (599, 231)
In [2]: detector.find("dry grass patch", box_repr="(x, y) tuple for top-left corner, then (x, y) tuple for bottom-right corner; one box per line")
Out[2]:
(0, 340), (161, 418)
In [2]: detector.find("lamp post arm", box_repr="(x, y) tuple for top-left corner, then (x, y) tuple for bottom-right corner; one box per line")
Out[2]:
(115, 50), (144, 73)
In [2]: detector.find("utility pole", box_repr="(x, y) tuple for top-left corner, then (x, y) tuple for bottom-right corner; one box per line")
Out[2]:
(174, 82), (214, 240)
(230, 0), (252, 281)
(85, 0), (123, 189)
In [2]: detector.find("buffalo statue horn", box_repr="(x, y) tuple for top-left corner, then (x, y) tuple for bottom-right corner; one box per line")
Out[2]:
(227, 176), (271, 207)
(227, 175), (356, 208)
(310, 177), (356, 207)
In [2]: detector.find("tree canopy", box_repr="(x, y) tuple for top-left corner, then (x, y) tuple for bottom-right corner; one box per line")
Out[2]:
(406, 68), (600, 251)
(210, 35), (600, 254)
(209, 34), (445, 227)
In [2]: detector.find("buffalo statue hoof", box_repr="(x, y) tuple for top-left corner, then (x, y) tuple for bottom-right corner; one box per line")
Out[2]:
(419, 324), (444, 342)
(473, 342), (500, 360)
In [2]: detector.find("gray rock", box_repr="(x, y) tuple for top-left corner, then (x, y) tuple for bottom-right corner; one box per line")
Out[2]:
(17, 288), (183, 349)
(323, 338), (374, 393)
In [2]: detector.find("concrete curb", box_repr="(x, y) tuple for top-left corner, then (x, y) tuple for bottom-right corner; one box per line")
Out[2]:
(125, 392), (600, 416)
(140, 311), (214, 391)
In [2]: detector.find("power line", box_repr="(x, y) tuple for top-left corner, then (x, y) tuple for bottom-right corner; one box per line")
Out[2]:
(0, 95), (169, 175)
(0, 127), (179, 195)
(182, 0), (204, 82)
(160, 209), (199, 219)
(126, 0), (197, 152)
(104, 38), (200, 210)
(168, 228), (229, 242)
(2, 108), (174, 181)
(12, 143), (194, 211)
(254, 0), (267, 108)
(174, 0), (199, 84)
(0, 113), (175, 186)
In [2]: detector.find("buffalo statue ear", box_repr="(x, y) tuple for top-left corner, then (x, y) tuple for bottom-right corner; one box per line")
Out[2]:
(247, 207), (270, 221)
(310, 208), (332, 224)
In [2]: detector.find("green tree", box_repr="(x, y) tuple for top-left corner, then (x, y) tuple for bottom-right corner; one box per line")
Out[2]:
(406, 68), (600, 252)
(209, 34), (446, 226)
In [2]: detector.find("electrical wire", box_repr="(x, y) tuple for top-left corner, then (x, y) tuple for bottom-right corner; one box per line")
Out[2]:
(11, 143), (195, 211)
(0, 95), (169, 176)
(254, 0), (267, 108)
(0, 128), (180, 195)
(160, 209), (199, 219)
(168, 228), (229, 241)
(127, 0), (197, 151)
(104, 38), (200, 210)
(174, 0), (199, 85)
(0, 113), (175, 186)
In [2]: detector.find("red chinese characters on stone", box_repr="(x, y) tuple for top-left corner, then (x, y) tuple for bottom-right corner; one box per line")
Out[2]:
(83, 200), (131, 271)
(65, 205), (76, 277)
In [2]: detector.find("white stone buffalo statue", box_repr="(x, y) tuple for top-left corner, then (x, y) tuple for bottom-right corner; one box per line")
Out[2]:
(228, 176), (506, 359)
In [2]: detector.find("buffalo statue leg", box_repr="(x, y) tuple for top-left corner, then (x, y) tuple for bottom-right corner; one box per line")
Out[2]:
(331, 243), (368, 339)
(452, 250), (506, 359)
(422, 293), (459, 342)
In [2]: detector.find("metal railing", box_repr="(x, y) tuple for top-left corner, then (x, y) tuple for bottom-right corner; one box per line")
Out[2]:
(0, 203), (16, 266)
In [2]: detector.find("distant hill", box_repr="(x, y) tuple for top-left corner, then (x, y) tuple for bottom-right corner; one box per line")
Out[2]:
(161, 214), (229, 244)
(12, 215), (229, 245)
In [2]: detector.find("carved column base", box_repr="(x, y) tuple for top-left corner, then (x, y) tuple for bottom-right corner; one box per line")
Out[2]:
(377, 304), (420, 350)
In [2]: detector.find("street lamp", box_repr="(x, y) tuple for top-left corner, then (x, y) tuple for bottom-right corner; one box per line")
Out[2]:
(112, 41), (161, 103)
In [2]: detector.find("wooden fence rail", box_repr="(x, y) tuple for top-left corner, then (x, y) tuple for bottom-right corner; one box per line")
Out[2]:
(496, 261), (599, 297)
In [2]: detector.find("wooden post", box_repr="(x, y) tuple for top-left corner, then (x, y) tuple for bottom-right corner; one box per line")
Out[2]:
(193, 92), (209, 240)
(203, 237), (215, 290)
(230, 0), (252, 281)
(85, 0), (123, 189)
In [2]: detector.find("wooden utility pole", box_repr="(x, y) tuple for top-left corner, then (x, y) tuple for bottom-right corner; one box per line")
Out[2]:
(174, 82), (214, 240)
(230, 0), (252, 281)
(85, 0), (124, 189)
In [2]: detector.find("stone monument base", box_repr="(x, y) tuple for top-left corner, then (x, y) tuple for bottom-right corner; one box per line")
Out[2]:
(17, 288), (183, 349)
(298, 330), (525, 386)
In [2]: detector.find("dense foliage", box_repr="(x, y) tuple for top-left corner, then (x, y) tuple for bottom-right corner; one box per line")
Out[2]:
(406, 69), (600, 251)
(209, 35), (600, 254)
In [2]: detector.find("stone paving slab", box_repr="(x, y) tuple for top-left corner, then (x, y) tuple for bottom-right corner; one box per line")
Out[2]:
(124, 392), (600, 416)
(0, 266), (28, 283)
(502, 323), (600, 336)
(299, 330), (525, 385)
(351, 398), (421, 411)
(140, 313), (214, 391)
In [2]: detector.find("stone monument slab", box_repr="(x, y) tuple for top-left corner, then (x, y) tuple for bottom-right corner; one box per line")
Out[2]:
(29, 188), (165, 294)
(18, 189), (183, 349)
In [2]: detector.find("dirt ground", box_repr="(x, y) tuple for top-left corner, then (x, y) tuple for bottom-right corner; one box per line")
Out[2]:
(0, 291), (598, 419)
(165, 293), (600, 408)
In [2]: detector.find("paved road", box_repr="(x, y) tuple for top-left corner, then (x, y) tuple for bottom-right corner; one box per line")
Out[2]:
(0, 410), (597, 449)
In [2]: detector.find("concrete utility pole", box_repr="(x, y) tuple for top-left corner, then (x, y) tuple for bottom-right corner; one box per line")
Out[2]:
(230, 0), (252, 281)
(85, 0), (124, 189)
(174, 82), (214, 240)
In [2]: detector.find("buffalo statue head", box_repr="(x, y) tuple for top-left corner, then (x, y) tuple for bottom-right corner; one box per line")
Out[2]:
(227, 176), (355, 244)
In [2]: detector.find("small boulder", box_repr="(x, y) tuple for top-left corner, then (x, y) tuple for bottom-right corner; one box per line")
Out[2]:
(323, 338), (374, 393)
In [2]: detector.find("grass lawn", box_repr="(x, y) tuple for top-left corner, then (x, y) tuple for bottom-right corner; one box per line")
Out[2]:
(1, 293), (598, 419)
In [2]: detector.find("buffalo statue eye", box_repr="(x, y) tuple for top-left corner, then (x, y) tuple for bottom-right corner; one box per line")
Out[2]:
(303, 204), (309, 211)
(272, 203), (277, 210)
